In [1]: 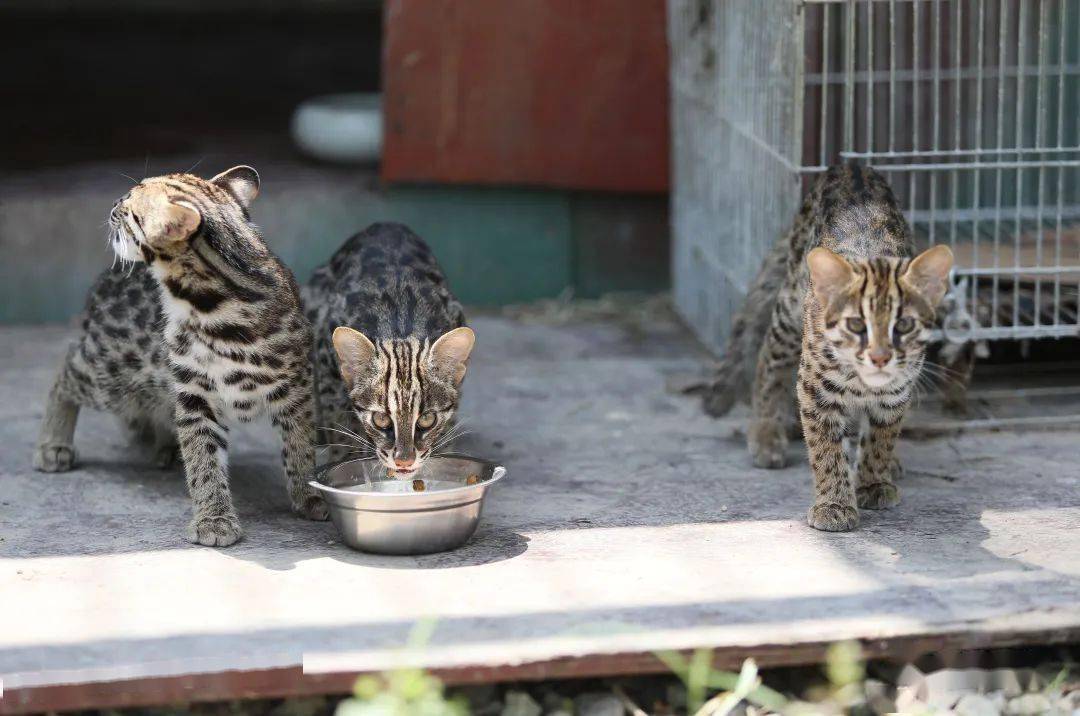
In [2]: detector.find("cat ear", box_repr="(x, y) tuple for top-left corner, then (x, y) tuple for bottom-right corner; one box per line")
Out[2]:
(430, 327), (475, 385)
(210, 165), (260, 210)
(332, 326), (377, 389)
(902, 244), (954, 306)
(806, 247), (855, 313)
(160, 201), (201, 242)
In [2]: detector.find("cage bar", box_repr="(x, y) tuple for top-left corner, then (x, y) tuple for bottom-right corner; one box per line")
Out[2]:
(670, 0), (1080, 351)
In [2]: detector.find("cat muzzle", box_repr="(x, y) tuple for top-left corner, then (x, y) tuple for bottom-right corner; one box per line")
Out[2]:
(868, 347), (893, 368)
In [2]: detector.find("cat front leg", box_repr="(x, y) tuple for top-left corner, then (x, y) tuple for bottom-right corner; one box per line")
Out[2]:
(33, 351), (84, 472)
(798, 365), (858, 532)
(152, 425), (181, 469)
(121, 410), (179, 468)
(855, 401), (905, 510)
(175, 391), (242, 546)
(269, 376), (328, 521)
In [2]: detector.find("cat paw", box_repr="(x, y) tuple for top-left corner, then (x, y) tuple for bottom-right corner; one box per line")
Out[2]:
(752, 447), (788, 469)
(807, 502), (860, 532)
(294, 494), (330, 521)
(186, 514), (243, 547)
(33, 444), (77, 472)
(857, 482), (900, 510)
(749, 421), (788, 469)
(702, 389), (736, 417)
(153, 444), (181, 469)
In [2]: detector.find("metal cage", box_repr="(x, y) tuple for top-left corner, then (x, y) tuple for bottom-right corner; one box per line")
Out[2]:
(669, 0), (1080, 353)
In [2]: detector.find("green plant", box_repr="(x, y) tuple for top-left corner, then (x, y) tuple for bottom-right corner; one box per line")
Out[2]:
(335, 620), (469, 716)
(655, 650), (788, 715)
(656, 640), (872, 715)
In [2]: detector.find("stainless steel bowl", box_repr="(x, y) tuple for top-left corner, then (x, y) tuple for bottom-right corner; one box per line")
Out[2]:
(309, 454), (506, 555)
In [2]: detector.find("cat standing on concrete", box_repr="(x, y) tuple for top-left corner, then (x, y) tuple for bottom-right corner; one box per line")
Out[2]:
(304, 223), (474, 477)
(707, 165), (952, 531)
(34, 166), (327, 546)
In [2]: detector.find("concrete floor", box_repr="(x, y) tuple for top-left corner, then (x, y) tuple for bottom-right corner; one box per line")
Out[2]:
(1, 316), (1079, 707)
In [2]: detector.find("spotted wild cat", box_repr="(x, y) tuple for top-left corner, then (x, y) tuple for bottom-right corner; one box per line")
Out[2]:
(33, 166), (327, 546)
(304, 223), (474, 477)
(709, 165), (952, 531)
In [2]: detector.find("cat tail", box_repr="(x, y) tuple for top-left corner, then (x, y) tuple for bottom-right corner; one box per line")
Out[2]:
(699, 232), (790, 417)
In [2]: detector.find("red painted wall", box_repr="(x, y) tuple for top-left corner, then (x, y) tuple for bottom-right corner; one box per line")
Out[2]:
(381, 0), (670, 193)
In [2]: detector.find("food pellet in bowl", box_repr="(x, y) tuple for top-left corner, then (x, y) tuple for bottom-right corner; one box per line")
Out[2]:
(465, 474), (480, 485)
(412, 479), (426, 492)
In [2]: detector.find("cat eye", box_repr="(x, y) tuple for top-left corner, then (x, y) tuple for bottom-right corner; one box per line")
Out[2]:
(895, 316), (916, 333)
(846, 317), (867, 333)
(371, 412), (392, 430)
(417, 412), (437, 430)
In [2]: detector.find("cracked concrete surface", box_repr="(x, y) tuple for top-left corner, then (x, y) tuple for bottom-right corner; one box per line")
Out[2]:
(1, 316), (1078, 703)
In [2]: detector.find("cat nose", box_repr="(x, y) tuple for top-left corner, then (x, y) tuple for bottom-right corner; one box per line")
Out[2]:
(394, 456), (415, 468)
(868, 347), (893, 368)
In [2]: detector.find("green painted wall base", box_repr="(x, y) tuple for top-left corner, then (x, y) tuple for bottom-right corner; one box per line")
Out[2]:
(273, 185), (575, 307)
(0, 167), (669, 323)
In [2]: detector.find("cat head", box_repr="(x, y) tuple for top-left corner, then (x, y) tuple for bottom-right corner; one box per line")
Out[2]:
(332, 326), (475, 476)
(107, 166), (260, 263)
(807, 244), (953, 389)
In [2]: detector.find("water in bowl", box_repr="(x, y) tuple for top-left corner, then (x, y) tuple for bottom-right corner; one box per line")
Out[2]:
(340, 479), (463, 494)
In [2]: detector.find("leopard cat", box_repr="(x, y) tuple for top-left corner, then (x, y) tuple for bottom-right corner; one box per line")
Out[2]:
(33, 166), (327, 547)
(303, 223), (473, 478)
(710, 165), (953, 532)
(701, 216), (973, 419)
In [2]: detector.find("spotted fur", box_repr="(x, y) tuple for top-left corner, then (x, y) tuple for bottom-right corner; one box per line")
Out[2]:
(702, 201), (975, 418)
(33, 166), (327, 547)
(741, 165), (953, 531)
(304, 223), (472, 478)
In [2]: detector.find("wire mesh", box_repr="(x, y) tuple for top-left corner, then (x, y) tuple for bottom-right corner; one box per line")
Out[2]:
(670, 0), (1080, 351)
(668, 0), (806, 351)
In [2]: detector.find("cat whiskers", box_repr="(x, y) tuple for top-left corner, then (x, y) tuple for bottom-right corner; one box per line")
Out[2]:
(911, 359), (967, 408)
(316, 441), (373, 453)
(315, 432), (374, 461)
(315, 442), (373, 460)
(432, 422), (467, 449)
(918, 360), (968, 387)
(105, 214), (140, 276)
(431, 422), (472, 456)
(921, 358), (969, 379)
(330, 422), (375, 448)
(909, 370), (936, 408)
(319, 424), (376, 458)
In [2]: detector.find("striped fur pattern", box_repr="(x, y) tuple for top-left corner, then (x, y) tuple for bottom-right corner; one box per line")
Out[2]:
(304, 223), (472, 478)
(745, 165), (953, 531)
(34, 166), (327, 547)
(702, 217), (975, 419)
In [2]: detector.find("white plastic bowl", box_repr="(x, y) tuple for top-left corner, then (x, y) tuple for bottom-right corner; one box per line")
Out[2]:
(291, 92), (382, 163)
